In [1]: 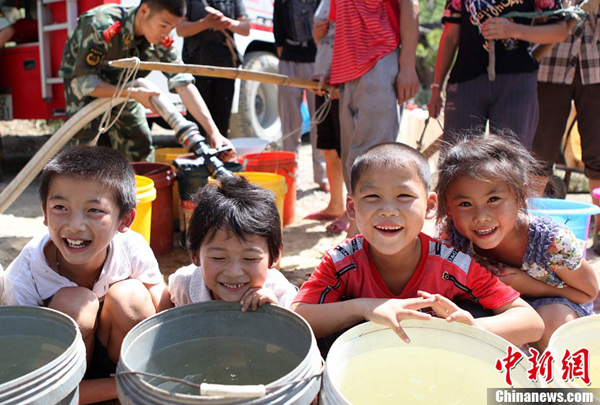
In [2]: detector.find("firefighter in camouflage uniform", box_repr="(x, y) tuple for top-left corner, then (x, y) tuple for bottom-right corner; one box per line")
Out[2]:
(59, 0), (234, 161)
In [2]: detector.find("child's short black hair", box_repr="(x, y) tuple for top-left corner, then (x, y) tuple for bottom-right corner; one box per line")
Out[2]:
(39, 146), (137, 219)
(141, 0), (186, 18)
(350, 142), (431, 194)
(187, 176), (282, 266)
(436, 133), (544, 218)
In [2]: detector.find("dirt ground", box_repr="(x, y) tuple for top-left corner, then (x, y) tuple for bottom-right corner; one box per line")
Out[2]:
(1, 120), (599, 302)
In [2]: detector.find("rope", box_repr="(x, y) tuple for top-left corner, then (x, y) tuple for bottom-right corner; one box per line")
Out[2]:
(416, 116), (444, 153)
(501, 6), (587, 19)
(88, 57), (142, 146)
(243, 93), (333, 170)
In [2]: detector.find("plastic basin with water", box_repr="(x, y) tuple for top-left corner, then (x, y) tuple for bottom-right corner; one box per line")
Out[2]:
(320, 319), (539, 405)
(0, 306), (86, 405)
(117, 301), (322, 405)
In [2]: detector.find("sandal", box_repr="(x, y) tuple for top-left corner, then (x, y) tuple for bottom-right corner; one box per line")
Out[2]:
(593, 231), (600, 255)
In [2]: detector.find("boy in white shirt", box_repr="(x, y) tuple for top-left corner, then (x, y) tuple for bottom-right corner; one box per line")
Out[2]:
(3, 146), (164, 404)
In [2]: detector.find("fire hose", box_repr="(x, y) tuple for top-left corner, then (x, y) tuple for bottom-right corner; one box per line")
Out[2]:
(0, 78), (232, 215)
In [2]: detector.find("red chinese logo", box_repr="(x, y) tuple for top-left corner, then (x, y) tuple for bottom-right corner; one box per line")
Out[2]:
(495, 346), (524, 386)
(526, 348), (554, 383)
(561, 348), (591, 386)
(495, 346), (591, 386)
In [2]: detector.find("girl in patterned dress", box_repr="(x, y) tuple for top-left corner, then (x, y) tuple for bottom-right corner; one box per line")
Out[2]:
(435, 134), (598, 350)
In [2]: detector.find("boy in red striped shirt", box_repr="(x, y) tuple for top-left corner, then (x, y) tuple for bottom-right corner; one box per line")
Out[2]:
(327, 0), (420, 236)
(292, 143), (544, 352)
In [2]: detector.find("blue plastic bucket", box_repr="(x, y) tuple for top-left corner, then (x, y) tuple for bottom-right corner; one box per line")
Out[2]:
(529, 198), (600, 241)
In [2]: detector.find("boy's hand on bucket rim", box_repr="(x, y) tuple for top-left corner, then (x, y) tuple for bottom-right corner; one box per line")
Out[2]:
(362, 297), (435, 343)
(417, 291), (476, 326)
(240, 287), (278, 312)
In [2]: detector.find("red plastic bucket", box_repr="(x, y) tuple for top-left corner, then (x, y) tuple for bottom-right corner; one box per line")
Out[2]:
(131, 162), (175, 256)
(241, 152), (298, 226)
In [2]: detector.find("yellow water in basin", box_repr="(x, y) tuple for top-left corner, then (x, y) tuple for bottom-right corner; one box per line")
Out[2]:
(337, 346), (517, 405)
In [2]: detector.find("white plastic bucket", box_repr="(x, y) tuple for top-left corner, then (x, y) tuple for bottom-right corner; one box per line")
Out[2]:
(0, 306), (87, 405)
(320, 319), (539, 405)
(546, 315), (600, 403)
(116, 301), (322, 404)
(231, 138), (270, 156)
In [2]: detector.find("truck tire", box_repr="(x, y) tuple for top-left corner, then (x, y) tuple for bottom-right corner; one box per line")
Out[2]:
(230, 51), (281, 142)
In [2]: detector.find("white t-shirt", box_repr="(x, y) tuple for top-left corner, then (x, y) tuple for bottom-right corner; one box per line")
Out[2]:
(3, 231), (163, 306)
(168, 264), (298, 309)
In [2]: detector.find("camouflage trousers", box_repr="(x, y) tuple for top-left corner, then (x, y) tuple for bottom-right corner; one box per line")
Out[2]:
(66, 89), (154, 162)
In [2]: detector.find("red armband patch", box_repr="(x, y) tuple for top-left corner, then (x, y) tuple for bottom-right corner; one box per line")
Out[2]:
(103, 21), (122, 42)
(162, 36), (174, 49)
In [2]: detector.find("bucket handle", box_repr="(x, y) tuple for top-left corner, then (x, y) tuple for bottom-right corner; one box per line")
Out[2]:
(113, 358), (324, 398)
(200, 383), (266, 398)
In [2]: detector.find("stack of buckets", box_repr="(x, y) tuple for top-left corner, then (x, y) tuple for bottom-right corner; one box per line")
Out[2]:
(130, 175), (157, 247)
(174, 154), (244, 240)
(131, 148), (297, 252)
(240, 151), (298, 226)
(155, 148), (189, 225)
(131, 164), (176, 256)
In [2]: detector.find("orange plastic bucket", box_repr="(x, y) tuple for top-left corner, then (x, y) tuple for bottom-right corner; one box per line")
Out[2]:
(240, 152), (297, 226)
(155, 147), (187, 224)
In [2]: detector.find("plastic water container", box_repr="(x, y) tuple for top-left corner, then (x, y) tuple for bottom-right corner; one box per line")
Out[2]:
(0, 306), (87, 405)
(131, 175), (157, 244)
(546, 315), (600, 403)
(131, 163), (176, 256)
(529, 198), (600, 241)
(208, 171), (287, 227)
(155, 147), (188, 223)
(174, 155), (244, 241)
(320, 319), (539, 405)
(237, 172), (287, 227)
(116, 301), (322, 405)
(240, 152), (298, 226)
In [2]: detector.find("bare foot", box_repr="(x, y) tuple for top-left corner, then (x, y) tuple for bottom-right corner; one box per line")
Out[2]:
(326, 214), (350, 234)
(318, 183), (330, 193)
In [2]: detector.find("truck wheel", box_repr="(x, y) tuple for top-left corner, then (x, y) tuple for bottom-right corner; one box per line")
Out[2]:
(230, 52), (281, 142)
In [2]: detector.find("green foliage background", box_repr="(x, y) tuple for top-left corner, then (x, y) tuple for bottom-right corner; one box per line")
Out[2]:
(414, 0), (446, 106)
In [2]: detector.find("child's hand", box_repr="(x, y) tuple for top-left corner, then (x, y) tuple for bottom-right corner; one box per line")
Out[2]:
(496, 265), (527, 289)
(362, 297), (434, 343)
(418, 291), (476, 326)
(240, 287), (278, 312)
(479, 260), (500, 276)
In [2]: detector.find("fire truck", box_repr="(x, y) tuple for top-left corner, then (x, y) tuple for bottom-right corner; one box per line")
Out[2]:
(0, 0), (283, 141)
